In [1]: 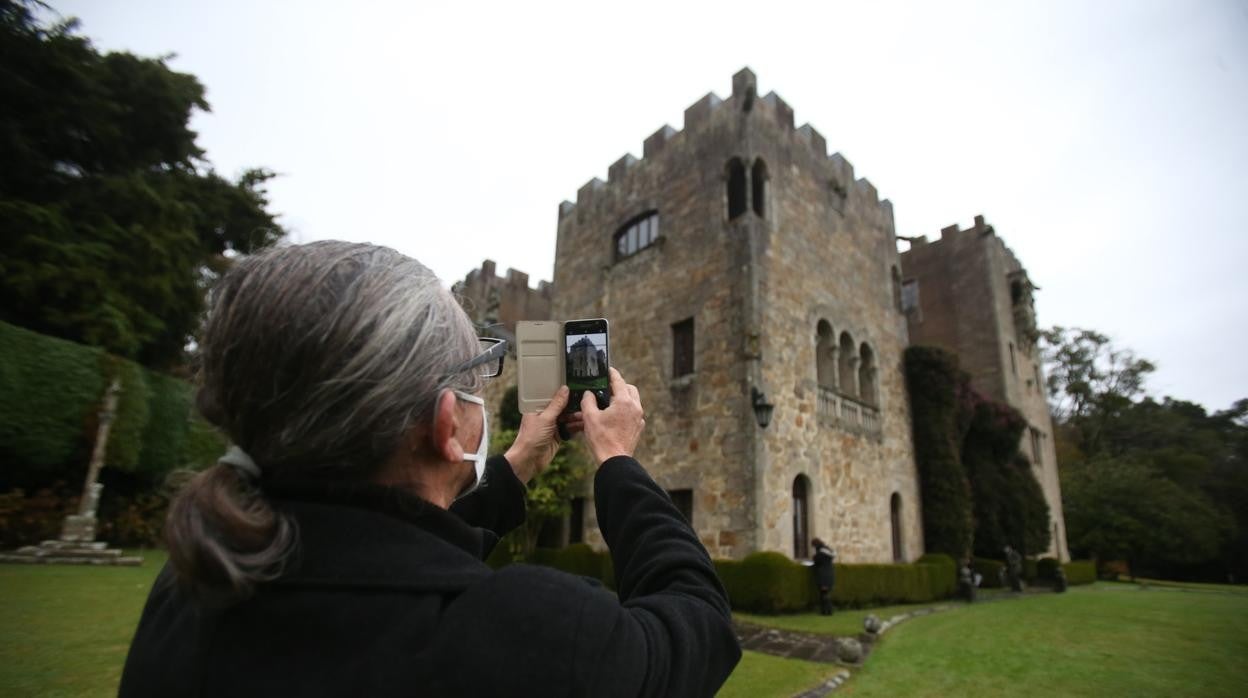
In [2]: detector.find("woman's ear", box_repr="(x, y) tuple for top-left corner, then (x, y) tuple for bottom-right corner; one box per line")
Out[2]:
(427, 389), (465, 463)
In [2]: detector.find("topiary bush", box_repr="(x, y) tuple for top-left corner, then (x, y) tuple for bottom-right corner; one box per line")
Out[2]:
(104, 358), (152, 473)
(916, 553), (958, 599)
(0, 321), (105, 482)
(972, 557), (1006, 588)
(833, 563), (940, 605)
(1063, 560), (1096, 585)
(716, 552), (814, 613)
(138, 372), (194, 475)
(1036, 557), (1060, 580)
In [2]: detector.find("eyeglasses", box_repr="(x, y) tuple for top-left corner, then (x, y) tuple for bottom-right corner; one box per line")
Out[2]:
(444, 337), (507, 380)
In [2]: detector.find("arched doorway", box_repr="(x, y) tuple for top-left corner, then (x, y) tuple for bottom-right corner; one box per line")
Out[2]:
(793, 475), (811, 559)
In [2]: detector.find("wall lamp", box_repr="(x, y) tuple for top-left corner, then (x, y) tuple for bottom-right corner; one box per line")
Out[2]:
(751, 387), (775, 429)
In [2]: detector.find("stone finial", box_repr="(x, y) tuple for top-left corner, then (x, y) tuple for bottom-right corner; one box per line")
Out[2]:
(828, 152), (855, 186)
(482, 260), (496, 278)
(576, 177), (606, 205)
(558, 200), (575, 220)
(863, 614), (883, 634)
(761, 91), (794, 130)
(854, 178), (879, 205)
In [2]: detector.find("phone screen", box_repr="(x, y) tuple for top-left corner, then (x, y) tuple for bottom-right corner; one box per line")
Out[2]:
(564, 319), (610, 398)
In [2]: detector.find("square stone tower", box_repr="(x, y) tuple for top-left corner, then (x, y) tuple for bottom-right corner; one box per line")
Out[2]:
(899, 217), (1070, 561)
(552, 68), (923, 562)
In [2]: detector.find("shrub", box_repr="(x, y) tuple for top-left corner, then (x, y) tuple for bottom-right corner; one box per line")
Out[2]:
(528, 543), (617, 590)
(138, 373), (194, 475)
(0, 485), (78, 548)
(180, 412), (227, 470)
(1023, 557), (1038, 582)
(0, 321), (105, 480)
(716, 552), (814, 613)
(916, 553), (958, 599)
(104, 358), (152, 473)
(1063, 560), (1096, 585)
(1036, 557), (1060, 580)
(98, 491), (168, 547)
(904, 346), (974, 558)
(972, 557), (1006, 588)
(833, 563), (940, 605)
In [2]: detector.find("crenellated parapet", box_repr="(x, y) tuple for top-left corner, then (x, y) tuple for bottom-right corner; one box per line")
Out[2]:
(556, 67), (895, 230)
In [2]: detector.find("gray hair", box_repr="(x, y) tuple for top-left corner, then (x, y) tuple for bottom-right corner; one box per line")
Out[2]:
(166, 240), (481, 599)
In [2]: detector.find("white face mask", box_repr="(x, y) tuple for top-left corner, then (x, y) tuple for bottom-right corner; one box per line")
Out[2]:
(453, 391), (488, 500)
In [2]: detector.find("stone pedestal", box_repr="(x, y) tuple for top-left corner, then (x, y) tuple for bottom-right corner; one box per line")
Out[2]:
(0, 515), (142, 567)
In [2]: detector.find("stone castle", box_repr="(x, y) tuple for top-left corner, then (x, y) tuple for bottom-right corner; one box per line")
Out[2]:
(459, 68), (1068, 563)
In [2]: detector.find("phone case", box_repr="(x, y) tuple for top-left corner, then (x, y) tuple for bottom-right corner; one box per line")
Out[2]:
(516, 321), (566, 414)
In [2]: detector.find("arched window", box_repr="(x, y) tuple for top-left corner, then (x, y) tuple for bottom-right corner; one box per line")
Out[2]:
(891, 266), (902, 312)
(752, 159), (768, 217)
(816, 320), (835, 389)
(890, 493), (903, 562)
(726, 158), (747, 220)
(793, 475), (811, 559)
(838, 332), (856, 396)
(858, 343), (876, 405)
(614, 211), (660, 261)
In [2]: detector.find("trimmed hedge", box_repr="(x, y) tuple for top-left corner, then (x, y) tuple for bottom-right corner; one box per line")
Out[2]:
(972, 557), (1006, 588)
(0, 320), (224, 486)
(0, 321), (106, 475)
(1063, 560), (1096, 585)
(916, 553), (958, 599)
(104, 357), (151, 472)
(1036, 557), (1060, 580)
(715, 552), (814, 613)
(532, 543), (616, 589)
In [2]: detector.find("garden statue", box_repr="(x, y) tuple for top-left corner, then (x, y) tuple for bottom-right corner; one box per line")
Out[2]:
(812, 538), (836, 616)
(959, 560), (977, 602)
(1004, 545), (1024, 592)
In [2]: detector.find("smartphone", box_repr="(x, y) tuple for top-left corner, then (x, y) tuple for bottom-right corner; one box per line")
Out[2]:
(563, 318), (610, 413)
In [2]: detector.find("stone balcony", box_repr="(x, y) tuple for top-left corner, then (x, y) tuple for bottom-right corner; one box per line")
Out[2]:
(817, 386), (882, 436)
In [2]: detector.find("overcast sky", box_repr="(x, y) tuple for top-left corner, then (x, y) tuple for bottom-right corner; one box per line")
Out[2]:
(56, 0), (1247, 412)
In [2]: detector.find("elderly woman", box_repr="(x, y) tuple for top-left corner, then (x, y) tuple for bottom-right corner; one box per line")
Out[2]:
(119, 241), (740, 697)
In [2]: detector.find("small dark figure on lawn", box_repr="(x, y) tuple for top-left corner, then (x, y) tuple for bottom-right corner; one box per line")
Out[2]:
(1004, 545), (1024, 592)
(959, 559), (977, 603)
(1054, 566), (1068, 593)
(812, 538), (836, 615)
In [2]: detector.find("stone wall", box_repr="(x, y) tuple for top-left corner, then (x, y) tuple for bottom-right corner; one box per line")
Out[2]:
(453, 260), (552, 335)
(551, 68), (923, 563)
(900, 218), (1069, 561)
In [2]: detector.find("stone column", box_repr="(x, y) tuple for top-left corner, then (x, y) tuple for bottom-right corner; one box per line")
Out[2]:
(61, 378), (120, 542)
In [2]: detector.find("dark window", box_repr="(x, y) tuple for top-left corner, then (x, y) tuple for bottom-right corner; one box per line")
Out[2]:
(891, 266), (902, 312)
(668, 489), (693, 524)
(890, 493), (903, 562)
(901, 279), (920, 314)
(752, 159), (768, 217)
(614, 211), (660, 261)
(1009, 342), (1018, 376)
(672, 318), (694, 377)
(793, 476), (810, 559)
(569, 497), (585, 544)
(1030, 428), (1043, 465)
(727, 158), (747, 219)
(816, 320), (835, 390)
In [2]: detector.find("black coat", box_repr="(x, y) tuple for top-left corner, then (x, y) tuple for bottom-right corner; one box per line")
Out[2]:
(119, 456), (741, 697)
(812, 545), (835, 588)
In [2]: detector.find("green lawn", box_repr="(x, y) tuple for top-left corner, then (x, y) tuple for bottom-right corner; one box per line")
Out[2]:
(3, 556), (1245, 698)
(841, 583), (1248, 697)
(0, 550), (165, 698)
(717, 651), (841, 698)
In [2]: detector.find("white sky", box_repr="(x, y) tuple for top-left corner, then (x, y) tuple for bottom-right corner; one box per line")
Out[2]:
(55, 0), (1248, 412)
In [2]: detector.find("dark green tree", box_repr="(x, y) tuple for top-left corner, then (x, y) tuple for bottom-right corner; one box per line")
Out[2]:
(0, 1), (284, 369)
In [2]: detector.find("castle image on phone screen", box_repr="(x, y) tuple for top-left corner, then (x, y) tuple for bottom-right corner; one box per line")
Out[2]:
(565, 332), (608, 394)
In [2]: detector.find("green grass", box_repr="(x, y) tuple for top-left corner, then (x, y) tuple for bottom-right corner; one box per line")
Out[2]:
(0, 549), (166, 698)
(4, 556), (1244, 698)
(1128, 578), (1248, 594)
(841, 583), (1248, 697)
(717, 651), (841, 698)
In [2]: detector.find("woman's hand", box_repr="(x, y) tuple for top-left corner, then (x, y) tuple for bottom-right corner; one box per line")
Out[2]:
(504, 386), (583, 485)
(580, 367), (645, 464)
